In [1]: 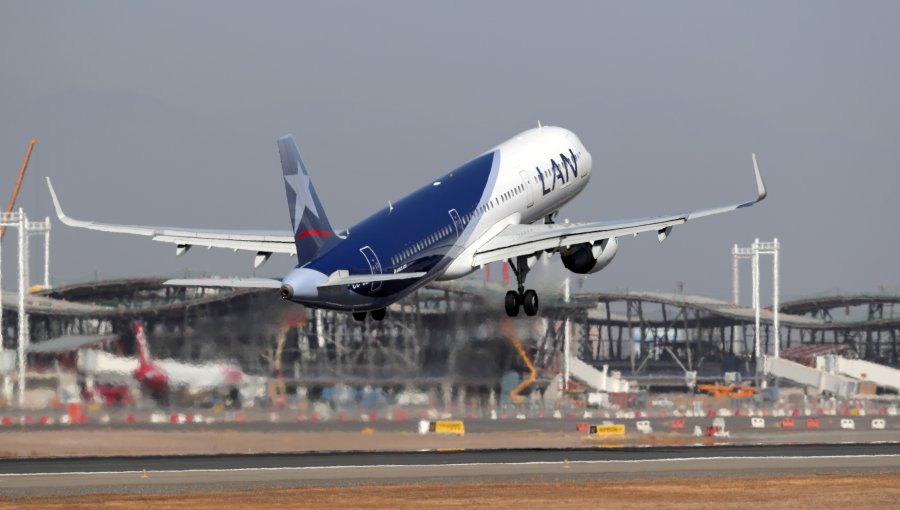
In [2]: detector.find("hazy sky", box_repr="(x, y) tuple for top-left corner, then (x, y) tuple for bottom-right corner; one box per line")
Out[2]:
(1, 1), (898, 303)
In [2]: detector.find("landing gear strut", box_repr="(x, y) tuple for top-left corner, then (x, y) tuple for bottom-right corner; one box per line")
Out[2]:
(504, 255), (539, 317)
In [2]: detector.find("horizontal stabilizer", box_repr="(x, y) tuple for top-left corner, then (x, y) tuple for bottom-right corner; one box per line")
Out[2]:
(163, 277), (282, 289)
(318, 271), (427, 288)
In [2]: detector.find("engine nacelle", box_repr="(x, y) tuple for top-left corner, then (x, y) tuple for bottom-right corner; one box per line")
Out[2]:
(560, 238), (619, 275)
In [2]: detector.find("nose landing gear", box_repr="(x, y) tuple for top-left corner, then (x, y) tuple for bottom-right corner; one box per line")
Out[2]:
(504, 255), (540, 317)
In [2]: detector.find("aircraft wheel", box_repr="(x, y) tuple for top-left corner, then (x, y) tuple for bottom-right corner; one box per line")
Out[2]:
(504, 290), (520, 317)
(352, 311), (367, 321)
(522, 289), (539, 316)
(370, 308), (386, 321)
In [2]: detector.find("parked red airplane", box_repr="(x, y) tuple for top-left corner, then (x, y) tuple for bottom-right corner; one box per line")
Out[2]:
(132, 322), (243, 404)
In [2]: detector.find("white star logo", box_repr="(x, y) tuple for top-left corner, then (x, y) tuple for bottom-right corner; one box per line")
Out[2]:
(285, 161), (320, 221)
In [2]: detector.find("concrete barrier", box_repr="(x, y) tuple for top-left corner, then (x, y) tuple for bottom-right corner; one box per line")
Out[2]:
(751, 417), (765, 428)
(705, 425), (729, 438)
(840, 418), (855, 430)
(872, 418), (886, 430)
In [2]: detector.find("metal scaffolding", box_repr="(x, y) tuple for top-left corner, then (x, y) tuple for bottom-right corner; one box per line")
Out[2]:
(3, 277), (899, 405)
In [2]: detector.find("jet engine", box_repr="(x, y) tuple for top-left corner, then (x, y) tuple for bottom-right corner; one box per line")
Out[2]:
(560, 237), (618, 274)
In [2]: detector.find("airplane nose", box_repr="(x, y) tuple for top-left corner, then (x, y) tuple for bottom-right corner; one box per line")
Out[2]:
(583, 149), (593, 176)
(280, 267), (327, 300)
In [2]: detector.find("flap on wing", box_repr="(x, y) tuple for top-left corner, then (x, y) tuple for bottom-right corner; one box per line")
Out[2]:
(153, 235), (295, 254)
(472, 216), (686, 266)
(163, 277), (283, 288)
(318, 271), (427, 288)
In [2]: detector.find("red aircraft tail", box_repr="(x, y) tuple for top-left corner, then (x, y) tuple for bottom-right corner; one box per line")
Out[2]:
(134, 322), (152, 366)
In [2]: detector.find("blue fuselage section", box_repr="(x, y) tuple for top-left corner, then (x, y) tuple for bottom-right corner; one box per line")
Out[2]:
(296, 151), (498, 310)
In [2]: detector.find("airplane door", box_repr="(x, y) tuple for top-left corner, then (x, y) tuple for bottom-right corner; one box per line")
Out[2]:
(519, 170), (534, 208)
(448, 209), (464, 237)
(359, 246), (383, 292)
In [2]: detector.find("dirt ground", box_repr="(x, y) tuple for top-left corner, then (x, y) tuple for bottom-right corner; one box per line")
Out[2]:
(0, 429), (716, 457)
(3, 474), (899, 509)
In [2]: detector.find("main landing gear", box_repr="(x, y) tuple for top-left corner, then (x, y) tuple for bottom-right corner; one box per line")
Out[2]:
(504, 255), (539, 317)
(352, 308), (386, 322)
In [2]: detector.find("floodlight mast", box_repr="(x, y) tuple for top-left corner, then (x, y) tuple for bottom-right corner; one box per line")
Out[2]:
(732, 238), (781, 370)
(17, 209), (27, 408)
(0, 209), (52, 407)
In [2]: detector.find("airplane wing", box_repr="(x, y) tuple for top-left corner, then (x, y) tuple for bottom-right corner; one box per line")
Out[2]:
(472, 154), (767, 267)
(164, 277), (283, 288)
(46, 178), (295, 262)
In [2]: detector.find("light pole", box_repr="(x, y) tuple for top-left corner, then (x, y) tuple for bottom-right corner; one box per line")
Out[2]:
(563, 276), (571, 392)
(17, 208), (28, 408)
(732, 238), (781, 369)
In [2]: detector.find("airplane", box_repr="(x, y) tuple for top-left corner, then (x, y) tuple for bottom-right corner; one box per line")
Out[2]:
(46, 125), (767, 321)
(131, 322), (243, 404)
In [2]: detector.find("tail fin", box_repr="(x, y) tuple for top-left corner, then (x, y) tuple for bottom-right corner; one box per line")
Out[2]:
(134, 322), (151, 365)
(277, 135), (337, 266)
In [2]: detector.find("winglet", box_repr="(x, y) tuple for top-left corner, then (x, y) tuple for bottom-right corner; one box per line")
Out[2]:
(751, 153), (767, 202)
(45, 177), (72, 224)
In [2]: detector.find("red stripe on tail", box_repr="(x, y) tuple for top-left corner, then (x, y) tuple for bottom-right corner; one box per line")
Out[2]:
(295, 229), (332, 240)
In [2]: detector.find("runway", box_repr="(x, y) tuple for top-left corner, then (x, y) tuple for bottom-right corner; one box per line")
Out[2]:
(1, 443), (899, 497)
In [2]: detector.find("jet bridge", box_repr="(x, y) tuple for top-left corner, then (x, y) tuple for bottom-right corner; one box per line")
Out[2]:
(818, 355), (900, 392)
(763, 355), (858, 399)
(568, 357), (630, 393)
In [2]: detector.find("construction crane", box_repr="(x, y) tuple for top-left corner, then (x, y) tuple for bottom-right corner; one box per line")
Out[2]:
(500, 318), (536, 404)
(267, 312), (309, 408)
(1, 138), (38, 241)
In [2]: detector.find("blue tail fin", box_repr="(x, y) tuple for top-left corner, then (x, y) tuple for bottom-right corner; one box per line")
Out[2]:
(277, 135), (337, 266)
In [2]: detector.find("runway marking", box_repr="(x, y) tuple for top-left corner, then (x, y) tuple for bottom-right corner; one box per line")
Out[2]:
(2, 454), (899, 478)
